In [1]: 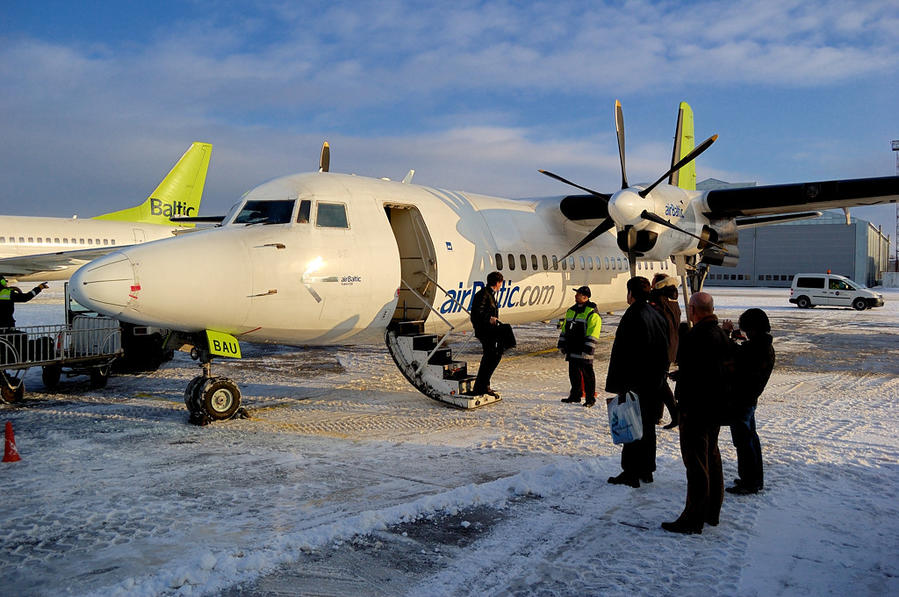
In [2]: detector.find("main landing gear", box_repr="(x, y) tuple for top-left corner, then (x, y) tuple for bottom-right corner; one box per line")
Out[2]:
(183, 346), (247, 426)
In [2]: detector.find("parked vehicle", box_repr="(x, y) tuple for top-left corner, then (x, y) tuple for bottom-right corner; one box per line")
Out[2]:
(789, 273), (885, 310)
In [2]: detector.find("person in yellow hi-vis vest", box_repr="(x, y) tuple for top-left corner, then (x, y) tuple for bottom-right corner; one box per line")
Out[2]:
(558, 285), (602, 407)
(0, 276), (48, 329)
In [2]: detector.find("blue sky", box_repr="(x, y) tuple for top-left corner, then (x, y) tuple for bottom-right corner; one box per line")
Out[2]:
(1, 0), (897, 242)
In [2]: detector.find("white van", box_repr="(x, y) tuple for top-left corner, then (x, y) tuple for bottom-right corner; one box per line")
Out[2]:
(789, 273), (885, 310)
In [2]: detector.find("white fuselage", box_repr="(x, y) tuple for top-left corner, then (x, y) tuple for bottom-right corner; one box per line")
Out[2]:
(0, 215), (184, 281)
(71, 173), (680, 345)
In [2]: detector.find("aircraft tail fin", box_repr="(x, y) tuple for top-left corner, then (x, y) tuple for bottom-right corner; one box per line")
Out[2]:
(668, 102), (696, 191)
(93, 142), (212, 227)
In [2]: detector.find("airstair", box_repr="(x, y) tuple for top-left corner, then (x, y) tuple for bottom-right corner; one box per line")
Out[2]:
(385, 276), (501, 409)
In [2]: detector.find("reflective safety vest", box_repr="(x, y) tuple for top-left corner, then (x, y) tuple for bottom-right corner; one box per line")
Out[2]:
(558, 304), (601, 361)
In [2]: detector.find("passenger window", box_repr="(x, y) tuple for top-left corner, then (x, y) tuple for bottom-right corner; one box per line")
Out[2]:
(63, 238), (68, 244)
(561, 258), (567, 271)
(297, 199), (311, 223)
(316, 202), (349, 228)
(508, 254), (515, 270)
(234, 199), (296, 225)
(88, 239), (93, 245)
(28, 237), (34, 243)
(568, 256), (575, 270)
(552, 256), (559, 270)
(19, 237), (24, 243)
(54, 238), (60, 243)
(580, 256), (586, 270)
(103, 239), (108, 245)
(80, 239), (85, 244)
(520, 254), (527, 270)
(496, 253), (503, 270)
(111, 240), (116, 245)
(587, 256), (594, 270)
(0, 237), (4, 243)
(36, 238), (42, 243)
(542, 255), (549, 270)
(531, 254), (538, 270)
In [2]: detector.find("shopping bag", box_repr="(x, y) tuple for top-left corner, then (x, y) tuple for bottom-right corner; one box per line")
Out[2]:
(606, 391), (644, 444)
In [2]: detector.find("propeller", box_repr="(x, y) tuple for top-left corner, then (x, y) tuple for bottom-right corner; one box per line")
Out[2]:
(319, 141), (330, 173)
(539, 100), (722, 275)
(638, 134), (717, 198)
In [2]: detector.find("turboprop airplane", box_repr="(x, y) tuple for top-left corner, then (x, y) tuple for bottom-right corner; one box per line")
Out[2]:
(0, 141), (212, 282)
(70, 102), (899, 424)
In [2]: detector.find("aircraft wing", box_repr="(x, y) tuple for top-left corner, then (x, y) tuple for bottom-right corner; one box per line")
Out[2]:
(704, 176), (899, 217)
(0, 246), (121, 277)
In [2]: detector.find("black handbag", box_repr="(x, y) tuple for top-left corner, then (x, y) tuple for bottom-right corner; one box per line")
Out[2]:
(496, 322), (516, 350)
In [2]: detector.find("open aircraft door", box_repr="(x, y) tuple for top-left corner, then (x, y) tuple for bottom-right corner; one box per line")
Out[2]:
(384, 204), (437, 324)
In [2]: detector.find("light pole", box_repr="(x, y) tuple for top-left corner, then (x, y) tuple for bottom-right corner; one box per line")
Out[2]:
(894, 140), (899, 270)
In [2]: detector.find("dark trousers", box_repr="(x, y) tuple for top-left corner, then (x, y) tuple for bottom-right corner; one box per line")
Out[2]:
(473, 336), (502, 393)
(730, 405), (764, 489)
(659, 381), (677, 423)
(621, 389), (659, 477)
(567, 359), (595, 400)
(677, 411), (724, 529)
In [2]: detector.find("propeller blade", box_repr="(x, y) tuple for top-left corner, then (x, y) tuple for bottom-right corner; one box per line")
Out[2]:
(561, 217), (615, 260)
(319, 141), (330, 173)
(639, 210), (727, 251)
(538, 170), (610, 200)
(639, 134), (717, 198)
(615, 100), (628, 189)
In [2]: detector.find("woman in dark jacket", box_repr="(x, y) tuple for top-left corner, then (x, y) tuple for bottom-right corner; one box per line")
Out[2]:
(722, 308), (775, 495)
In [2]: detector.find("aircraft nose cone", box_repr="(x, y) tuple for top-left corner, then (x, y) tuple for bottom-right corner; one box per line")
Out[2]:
(71, 252), (136, 315)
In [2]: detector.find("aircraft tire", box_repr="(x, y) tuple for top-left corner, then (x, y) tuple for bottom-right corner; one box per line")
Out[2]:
(42, 365), (62, 390)
(184, 376), (206, 410)
(200, 377), (241, 421)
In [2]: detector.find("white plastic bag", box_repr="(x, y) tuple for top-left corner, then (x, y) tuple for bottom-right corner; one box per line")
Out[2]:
(606, 391), (643, 444)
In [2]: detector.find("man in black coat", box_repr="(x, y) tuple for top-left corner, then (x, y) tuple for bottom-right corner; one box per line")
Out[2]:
(662, 291), (734, 534)
(470, 271), (503, 397)
(722, 308), (775, 495)
(605, 276), (670, 488)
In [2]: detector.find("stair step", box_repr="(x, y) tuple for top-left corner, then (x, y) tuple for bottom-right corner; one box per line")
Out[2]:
(443, 361), (468, 380)
(427, 347), (453, 365)
(394, 320), (424, 336)
(411, 334), (439, 351)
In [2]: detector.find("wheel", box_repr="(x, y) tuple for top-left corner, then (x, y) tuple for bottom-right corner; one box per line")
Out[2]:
(796, 296), (811, 309)
(200, 377), (241, 421)
(42, 365), (62, 390)
(184, 375), (206, 410)
(1, 372), (24, 403)
(852, 297), (867, 311)
(89, 365), (110, 389)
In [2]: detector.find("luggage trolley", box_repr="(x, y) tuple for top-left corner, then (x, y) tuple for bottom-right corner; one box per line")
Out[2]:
(0, 317), (123, 403)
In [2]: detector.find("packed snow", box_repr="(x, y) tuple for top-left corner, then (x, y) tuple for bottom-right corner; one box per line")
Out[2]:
(2, 285), (897, 596)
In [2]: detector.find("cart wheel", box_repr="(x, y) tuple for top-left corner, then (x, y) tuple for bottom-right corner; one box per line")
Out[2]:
(42, 365), (62, 390)
(201, 377), (241, 420)
(1, 373), (24, 404)
(89, 365), (110, 389)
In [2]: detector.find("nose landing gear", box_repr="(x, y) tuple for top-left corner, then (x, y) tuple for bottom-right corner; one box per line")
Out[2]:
(183, 347), (247, 425)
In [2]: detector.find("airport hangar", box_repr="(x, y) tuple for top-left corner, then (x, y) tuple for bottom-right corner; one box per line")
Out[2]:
(698, 179), (892, 289)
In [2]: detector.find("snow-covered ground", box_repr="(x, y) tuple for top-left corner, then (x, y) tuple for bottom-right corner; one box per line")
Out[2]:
(2, 286), (897, 596)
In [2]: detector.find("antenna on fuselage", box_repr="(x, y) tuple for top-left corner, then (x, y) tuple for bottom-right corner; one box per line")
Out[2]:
(402, 169), (415, 184)
(319, 141), (330, 173)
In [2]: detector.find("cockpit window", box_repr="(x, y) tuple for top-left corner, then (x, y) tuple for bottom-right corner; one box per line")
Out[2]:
(316, 202), (349, 228)
(233, 200), (295, 225)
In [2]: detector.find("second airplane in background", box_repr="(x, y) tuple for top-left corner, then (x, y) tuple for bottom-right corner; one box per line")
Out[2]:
(0, 141), (212, 282)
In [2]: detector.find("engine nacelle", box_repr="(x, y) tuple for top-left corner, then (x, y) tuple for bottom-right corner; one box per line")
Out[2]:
(699, 218), (739, 267)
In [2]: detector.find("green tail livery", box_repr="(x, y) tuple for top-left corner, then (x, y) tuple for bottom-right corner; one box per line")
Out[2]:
(93, 142), (212, 227)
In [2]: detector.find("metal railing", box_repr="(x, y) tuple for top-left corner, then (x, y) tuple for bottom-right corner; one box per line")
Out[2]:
(0, 321), (122, 370)
(400, 272), (475, 376)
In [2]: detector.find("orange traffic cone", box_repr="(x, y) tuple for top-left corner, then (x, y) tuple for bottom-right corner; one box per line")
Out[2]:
(3, 421), (21, 462)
